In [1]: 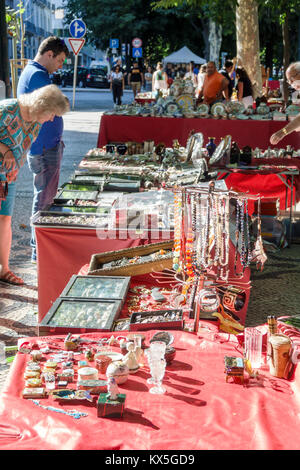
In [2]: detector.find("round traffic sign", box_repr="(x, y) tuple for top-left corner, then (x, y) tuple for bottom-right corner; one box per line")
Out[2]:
(69, 19), (86, 39)
(132, 37), (142, 48)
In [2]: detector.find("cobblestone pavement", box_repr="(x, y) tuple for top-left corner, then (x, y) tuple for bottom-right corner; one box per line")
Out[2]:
(1, 107), (300, 392)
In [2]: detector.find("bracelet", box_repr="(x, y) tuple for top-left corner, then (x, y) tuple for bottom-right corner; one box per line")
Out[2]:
(282, 128), (288, 135)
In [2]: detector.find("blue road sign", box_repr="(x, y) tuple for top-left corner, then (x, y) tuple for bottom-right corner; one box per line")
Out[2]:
(132, 47), (142, 58)
(69, 19), (86, 39)
(110, 39), (119, 49)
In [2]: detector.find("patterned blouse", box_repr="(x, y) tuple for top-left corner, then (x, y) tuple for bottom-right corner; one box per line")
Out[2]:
(0, 99), (41, 175)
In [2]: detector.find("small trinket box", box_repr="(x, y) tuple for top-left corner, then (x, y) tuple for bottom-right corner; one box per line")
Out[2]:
(57, 380), (68, 388)
(97, 393), (126, 418)
(26, 362), (41, 372)
(25, 378), (43, 388)
(95, 355), (112, 374)
(78, 360), (88, 369)
(22, 387), (46, 399)
(224, 356), (245, 383)
(44, 361), (57, 369)
(24, 370), (40, 379)
(58, 369), (74, 382)
(62, 361), (74, 370)
(30, 350), (42, 362)
(78, 367), (98, 381)
(77, 379), (107, 394)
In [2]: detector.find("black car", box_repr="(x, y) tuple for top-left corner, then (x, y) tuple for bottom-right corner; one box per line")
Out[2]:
(86, 68), (110, 88)
(60, 67), (89, 88)
(50, 70), (63, 85)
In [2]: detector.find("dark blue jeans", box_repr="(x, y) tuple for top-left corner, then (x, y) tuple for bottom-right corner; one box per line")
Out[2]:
(27, 141), (64, 260)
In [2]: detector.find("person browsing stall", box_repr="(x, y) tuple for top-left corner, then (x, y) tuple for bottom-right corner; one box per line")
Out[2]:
(236, 67), (254, 108)
(198, 61), (229, 105)
(17, 36), (69, 263)
(0, 85), (69, 285)
(270, 62), (300, 145)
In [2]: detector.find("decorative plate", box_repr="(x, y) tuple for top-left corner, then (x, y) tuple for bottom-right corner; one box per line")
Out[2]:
(225, 101), (245, 114)
(165, 102), (180, 115)
(256, 103), (269, 115)
(197, 103), (209, 115)
(236, 114), (248, 120)
(175, 94), (194, 112)
(286, 104), (300, 115)
(150, 331), (174, 345)
(211, 102), (226, 116)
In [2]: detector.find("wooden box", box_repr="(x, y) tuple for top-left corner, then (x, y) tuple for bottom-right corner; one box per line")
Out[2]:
(88, 240), (174, 277)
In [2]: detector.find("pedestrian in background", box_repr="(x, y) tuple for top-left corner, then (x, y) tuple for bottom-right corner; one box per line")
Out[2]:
(0, 85), (69, 285)
(144, 66), (153, 92)
(128, 62), (144, 98)
(17, 36), (69, 263)
(152, 62), (168, 98)
(110, 64), (124, 105)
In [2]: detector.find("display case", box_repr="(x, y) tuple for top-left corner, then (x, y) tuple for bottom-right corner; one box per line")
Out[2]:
(38, 298), (122, 335)
(129, 309), (184, 331)
(88, 240), (174, 277)
(60, 275), (130, 306)
(54, 188), (99, 204)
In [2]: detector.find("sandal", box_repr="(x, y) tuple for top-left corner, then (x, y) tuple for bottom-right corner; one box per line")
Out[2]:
(0, 270), (24, 286)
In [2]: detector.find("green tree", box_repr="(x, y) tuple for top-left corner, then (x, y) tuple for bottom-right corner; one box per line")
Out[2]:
(64, 0), (210, 66)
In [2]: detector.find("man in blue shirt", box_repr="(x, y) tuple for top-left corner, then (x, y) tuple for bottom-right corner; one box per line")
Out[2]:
(17, 36), (69, 262)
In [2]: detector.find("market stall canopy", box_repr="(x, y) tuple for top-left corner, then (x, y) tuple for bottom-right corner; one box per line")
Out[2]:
(163, 46), (206, 65)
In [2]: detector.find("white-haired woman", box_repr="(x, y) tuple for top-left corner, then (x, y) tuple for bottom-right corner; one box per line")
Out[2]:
(0, 84), (69, 285)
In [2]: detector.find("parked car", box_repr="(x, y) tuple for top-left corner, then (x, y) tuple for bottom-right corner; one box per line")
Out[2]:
(86, 68), (110, 89)
(50, 70), (63, 85)
(60, 67), (89, 88)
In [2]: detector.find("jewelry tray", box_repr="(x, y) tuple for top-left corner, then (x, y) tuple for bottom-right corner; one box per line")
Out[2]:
(38, 297), (122, 336)
(129, 309), (184, 331)
(31, 210), (109, 229)
(88, 240), (174, 277)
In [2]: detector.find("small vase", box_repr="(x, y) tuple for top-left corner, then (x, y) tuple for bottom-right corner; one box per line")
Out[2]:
(206, 137), (216, 157)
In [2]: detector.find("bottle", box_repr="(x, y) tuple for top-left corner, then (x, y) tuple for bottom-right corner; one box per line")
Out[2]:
(206, 137), (216, 157)
(267, 315), (278, 335)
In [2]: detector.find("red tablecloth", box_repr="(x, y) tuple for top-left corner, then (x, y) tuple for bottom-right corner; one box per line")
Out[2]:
(97, 114), (300, 150)
(0, 325), (300, 450)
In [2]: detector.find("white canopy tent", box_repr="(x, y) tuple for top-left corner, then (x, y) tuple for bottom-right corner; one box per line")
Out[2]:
(163, 46), (206, 65)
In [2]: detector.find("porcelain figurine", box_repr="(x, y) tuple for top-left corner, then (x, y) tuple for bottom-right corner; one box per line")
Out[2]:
(123, 342), (139, 374)
(107, 377), (119, 400)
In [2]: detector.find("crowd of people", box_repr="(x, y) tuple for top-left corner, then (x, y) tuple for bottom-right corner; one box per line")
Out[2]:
(108, 57), (255, 108)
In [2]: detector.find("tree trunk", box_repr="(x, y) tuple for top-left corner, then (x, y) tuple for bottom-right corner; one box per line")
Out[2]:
(282, 13), (290, 104)
(236, 0), (262, 98)
(208, 19), (222, 67)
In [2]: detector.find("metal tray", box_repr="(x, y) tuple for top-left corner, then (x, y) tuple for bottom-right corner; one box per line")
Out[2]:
(31, 210), (109, 229)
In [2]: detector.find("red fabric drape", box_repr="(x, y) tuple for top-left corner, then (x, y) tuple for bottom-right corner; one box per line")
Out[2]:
(0, 326), (300, 450)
